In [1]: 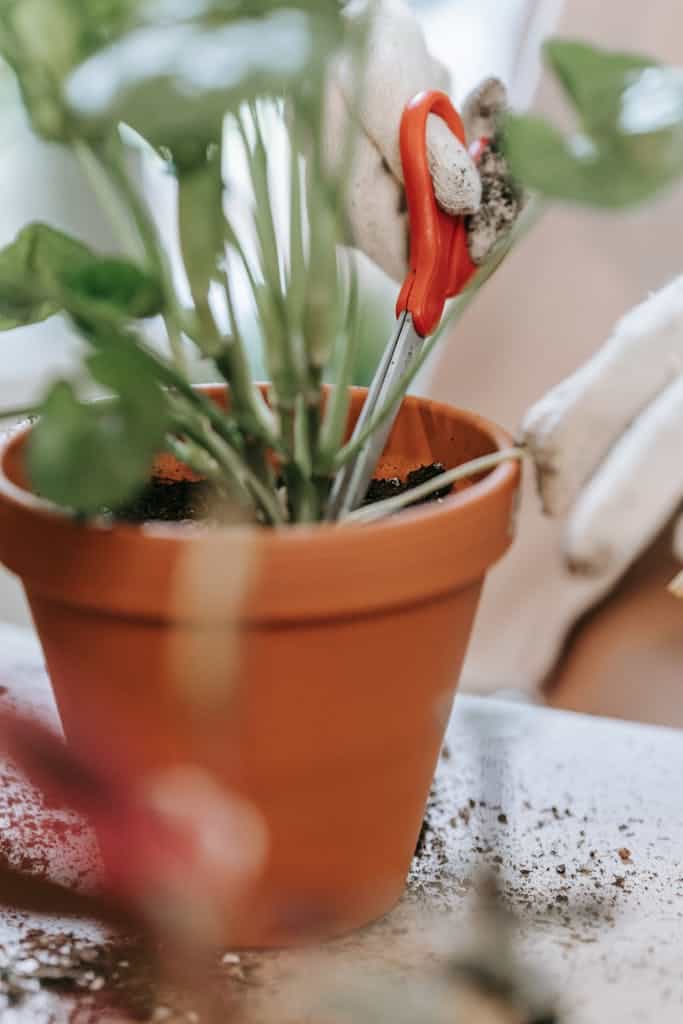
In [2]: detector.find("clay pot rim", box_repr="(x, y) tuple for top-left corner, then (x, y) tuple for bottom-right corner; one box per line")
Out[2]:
(0, 387), (518, 544)
(0, 387), (521, 620)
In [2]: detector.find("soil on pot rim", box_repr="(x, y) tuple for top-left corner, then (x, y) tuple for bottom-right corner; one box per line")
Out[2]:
(109, 463), (453, 525)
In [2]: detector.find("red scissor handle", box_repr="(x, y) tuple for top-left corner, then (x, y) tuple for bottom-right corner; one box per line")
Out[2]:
(396, 90), (479, 337)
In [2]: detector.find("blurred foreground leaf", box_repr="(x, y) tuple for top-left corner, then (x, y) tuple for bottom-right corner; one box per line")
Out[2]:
(0, 224), (163, 330)
(29, 346), (169, 513)
(66, 1), (344, 166)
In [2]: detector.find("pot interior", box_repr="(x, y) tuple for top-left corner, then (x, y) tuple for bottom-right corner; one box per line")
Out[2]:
(2, 385), (509, 520)
(149, 384), (502, 492)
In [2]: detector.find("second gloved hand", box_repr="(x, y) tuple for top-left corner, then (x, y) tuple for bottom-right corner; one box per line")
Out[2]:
(523, 277), (683, 593)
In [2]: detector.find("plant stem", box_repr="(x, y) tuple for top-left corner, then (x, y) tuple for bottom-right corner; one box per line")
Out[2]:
(288, 393), (320, 522)
(237, 108), (302, 420)
(169, 419), (256, 514)
(221, 230), (290, 460)
(65, 289), (244, 457)
(166, 432), (281, 524)
(165, 317), (188, 376)
(201, 425), (285, 526)
(169, 405), (284, 526)
(170, 140), (279, 464)
(98, 136), (189, 374)
(160, 364), (244, 452)
(238, 107), (284, 301)
(101, 137), (162, 269)
(223, 208), (309, 490)
(219, 270), (279, 447)
(317, 257), (361, 469)
(287, 121), (306, 340)
(73, 140), (143, 260)
(164, 436), (230, 497)
(212, 275), (283, 505)
(341, 448), (524, 525)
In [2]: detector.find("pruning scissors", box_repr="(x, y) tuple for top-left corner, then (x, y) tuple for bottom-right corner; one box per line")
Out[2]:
(328, 90), (482, 520)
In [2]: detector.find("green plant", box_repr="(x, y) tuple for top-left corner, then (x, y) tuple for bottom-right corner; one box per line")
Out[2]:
(0, 0), (532, 528)
(1, 13), (681, 527)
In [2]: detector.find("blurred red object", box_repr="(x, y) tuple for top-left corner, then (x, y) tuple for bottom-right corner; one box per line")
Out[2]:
(0, 706), (267, 945)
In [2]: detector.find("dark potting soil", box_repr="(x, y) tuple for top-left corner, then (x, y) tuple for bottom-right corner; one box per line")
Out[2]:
(362, 463), (452, 507)
(111, 477), (217, 524)
(111, 463), (452, 525)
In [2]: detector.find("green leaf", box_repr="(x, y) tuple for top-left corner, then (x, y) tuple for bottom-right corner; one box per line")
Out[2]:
(65, 3), (345, 167)
(28, 348), (170, 513)
(617, 66), (683, 194)
(0, 0), (79, 138)
(504, 39), (683, 209)
(240, 107), (284, 302)
(503, 116), (613, 206)
(0, 224), (164, 330)
(62, 258), (164, 319)
(544, 39), (654, 136)
(287, 128), (306, 335)
(0, 0), (137, 139)
(0, 224), (93, 329)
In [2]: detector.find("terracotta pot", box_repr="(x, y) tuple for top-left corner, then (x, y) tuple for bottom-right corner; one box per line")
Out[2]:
(0, 386), (520, 947)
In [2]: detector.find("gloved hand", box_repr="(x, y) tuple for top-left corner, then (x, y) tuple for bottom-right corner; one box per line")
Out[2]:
(523, 277), (683, 595)
(327, 0), (516, 282)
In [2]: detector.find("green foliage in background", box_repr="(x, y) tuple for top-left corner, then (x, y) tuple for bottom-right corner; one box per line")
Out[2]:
(505, 39), (683, 207)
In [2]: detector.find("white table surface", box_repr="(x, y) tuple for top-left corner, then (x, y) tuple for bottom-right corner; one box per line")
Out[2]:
(0, 623), (682, 1023)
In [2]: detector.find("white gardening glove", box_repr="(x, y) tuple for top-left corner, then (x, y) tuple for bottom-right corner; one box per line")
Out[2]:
(523, 277), (683, 596)
(326, 0), (516, 282)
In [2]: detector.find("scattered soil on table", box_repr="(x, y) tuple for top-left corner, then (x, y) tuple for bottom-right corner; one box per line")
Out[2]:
(0, 928), (260, 1021)
(110, 463), (453, 525)
(0, 930), (155, 1018)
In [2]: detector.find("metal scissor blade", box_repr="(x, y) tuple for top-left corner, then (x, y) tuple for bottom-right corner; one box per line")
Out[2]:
(327, 312), (424, 520)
